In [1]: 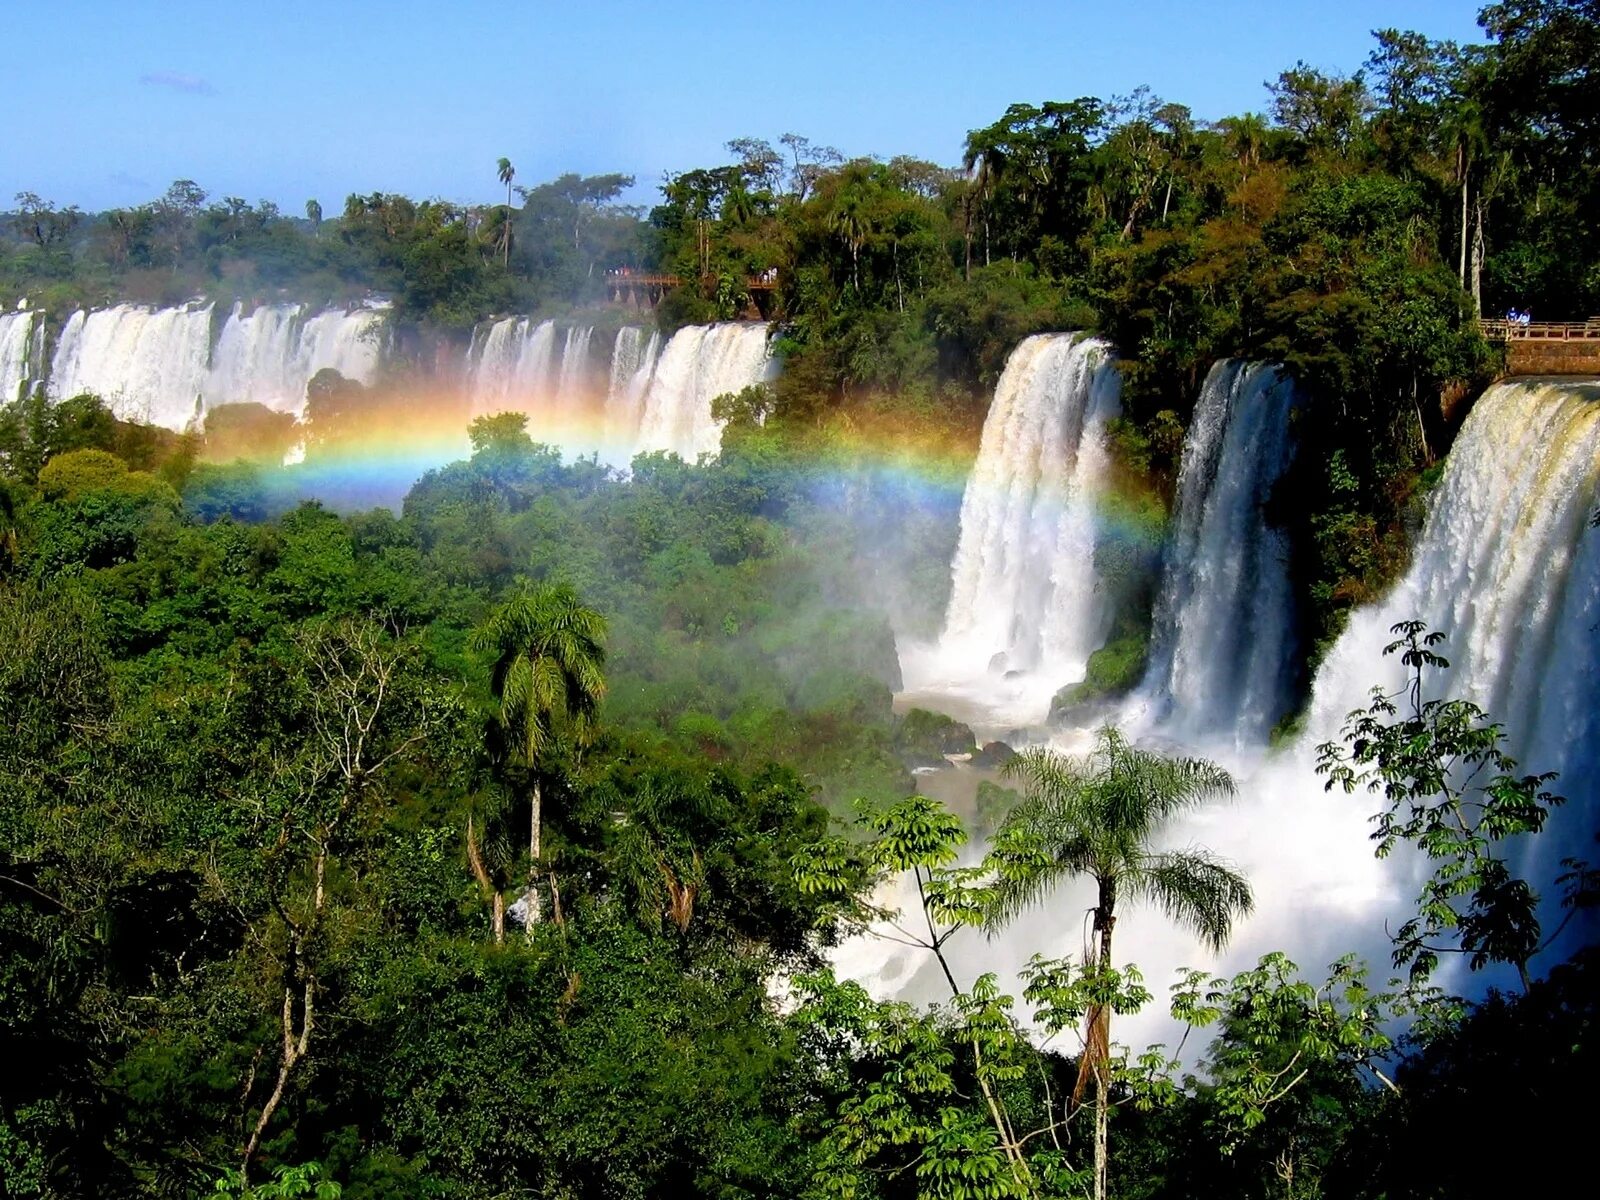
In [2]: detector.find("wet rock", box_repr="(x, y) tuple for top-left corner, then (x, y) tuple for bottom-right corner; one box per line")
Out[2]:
(894, 707), (977, 768)
(971, 741), (1017, 769)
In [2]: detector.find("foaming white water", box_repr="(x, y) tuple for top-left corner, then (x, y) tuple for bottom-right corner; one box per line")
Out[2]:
(50, 304), (215, 429)
(45, 303), (384, 430)
(0, 308), (39, 403)
(205, 303), (383, 415)
(831, 745), (1402, 1056)
(1132, 361), (1298, 745)
(605, 326), (661, 453)
(866, 377), (1600, 1049)
(556, 325), (595, 410)
(635, 322), (774, 460)
(469, 318), (557, 418)
(1305, 379), (1600, 878)
(899, 334), (1120, 727)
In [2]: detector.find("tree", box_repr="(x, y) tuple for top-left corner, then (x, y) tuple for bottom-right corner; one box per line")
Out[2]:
(304, 198), (322, 236)
(1268, 63), (1373, 153)
(470, 582), (606, 937)
(1316, 621), (1572, 989)
(986, 728), (1252, 1200)
(496, 158), (515, 266)
(237, 619), (444, 1181)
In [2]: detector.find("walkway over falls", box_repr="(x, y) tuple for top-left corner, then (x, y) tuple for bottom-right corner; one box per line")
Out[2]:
(1478, 318), (1600, 376)
(605, 270), (778, 312)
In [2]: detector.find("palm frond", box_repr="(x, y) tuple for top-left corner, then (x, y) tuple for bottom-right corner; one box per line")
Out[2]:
(1127, 847), (1254, 953)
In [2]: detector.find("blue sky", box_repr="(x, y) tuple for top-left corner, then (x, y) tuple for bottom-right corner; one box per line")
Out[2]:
(4, 1), (1486, 214)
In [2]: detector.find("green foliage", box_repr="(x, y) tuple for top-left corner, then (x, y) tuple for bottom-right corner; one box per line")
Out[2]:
(210, 1161), (342, 1199)
(1317, 622), (1570, 984)
(1051, 633), (1150, 717)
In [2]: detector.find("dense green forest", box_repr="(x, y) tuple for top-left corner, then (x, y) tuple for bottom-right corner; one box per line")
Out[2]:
(3, 2), (1598, 1197)
(2, 392), (1594, 1199)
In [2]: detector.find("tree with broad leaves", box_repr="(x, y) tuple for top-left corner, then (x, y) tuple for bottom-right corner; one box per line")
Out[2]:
(470, 581), (606, 938)
(1317, 620), (1581, 991)
(986, 729), (1252, 1200)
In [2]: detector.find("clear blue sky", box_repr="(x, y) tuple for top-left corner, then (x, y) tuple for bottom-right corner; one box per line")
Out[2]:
(4, 0), (1487, 214)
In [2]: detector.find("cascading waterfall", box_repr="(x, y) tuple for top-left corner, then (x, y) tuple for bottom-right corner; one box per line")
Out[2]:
(635, 322), (774, 460)
(50, 304), (216, 429)
(469, 317), (557, 418)
(45, 302), (383, 430)
(1305, 379), (1600, 865)
(0, 308), (38, 404)
(605, 326), (661, 451)
(909, 334), (1119, 721)
(859, 371), (1599, 1038)
(206, 303), (383, 414)
(556, 325), (595, 409)
(1137, 361), (1298, 744)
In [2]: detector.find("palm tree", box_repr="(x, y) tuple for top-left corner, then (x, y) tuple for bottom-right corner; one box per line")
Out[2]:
(987, 727), (1252, 1200)
(471, 582), (606, 938)
(304, 198), (322, 237)
(496, 157), (516, 267)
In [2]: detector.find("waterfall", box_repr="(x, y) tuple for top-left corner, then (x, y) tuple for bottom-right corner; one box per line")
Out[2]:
(605, 326), (661, 452)
(49, 304), (215, 429)
(555, 325), (595, 409)
(635, 322), (774, 460)
(469, 318), (558, 418)
(205, 303), (383, 414)
(929, 334), (1121, 702)
(1138, 361), (1298, 744)
(1305, 379), (1600, 820)
(44, 302), (383, 430)
(0, 309), (38, 404)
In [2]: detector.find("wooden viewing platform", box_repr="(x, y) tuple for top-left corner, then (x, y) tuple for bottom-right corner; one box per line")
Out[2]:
(1478, 318), (1600, 376)
(1479, 318), (1600, 342)
(605, 269), (779, 315)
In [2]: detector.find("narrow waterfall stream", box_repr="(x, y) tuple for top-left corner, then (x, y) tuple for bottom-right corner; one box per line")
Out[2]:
(1135, 360), (1299, 745)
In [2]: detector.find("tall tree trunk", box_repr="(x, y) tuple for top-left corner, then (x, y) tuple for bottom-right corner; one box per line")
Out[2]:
(962, 193), (974, 282)
(524, 779), (543, 934)
(1093, 1062), (1109, 1200)
(467, 813), (506, 944)
(242, 849), (327, 1182)
(1470, 198), (1486, 315)
(1458, 148), (1469, 288)
(1082, 882), (1117, 1200)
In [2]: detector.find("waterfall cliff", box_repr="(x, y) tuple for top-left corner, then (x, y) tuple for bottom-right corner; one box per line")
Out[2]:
(1306, 378), (1600, 817)
(47, 302), (383, 429)
(0, 309), (40, 404)
(634, 322), (774, 460)
(605, 326), (661, 452)
(1139, 361), (1298, 744)
(934, 334), (1121, 696)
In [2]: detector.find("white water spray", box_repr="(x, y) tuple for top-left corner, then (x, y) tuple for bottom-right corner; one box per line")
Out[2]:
(604, 326), (661, 453)
(45, 303), (383, 430)
(50, 304), (215, 429)
(872, 373), (1599, 1049)
(634, 322), (774, 460)
(1136, 361), (1298, 745)
(0, 308), (38, 404)
(469, 318), (558, 419)
(206, 303), (383, 415)
(1304, 379), (1600, 874)
(900, 334), (1120, 727)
